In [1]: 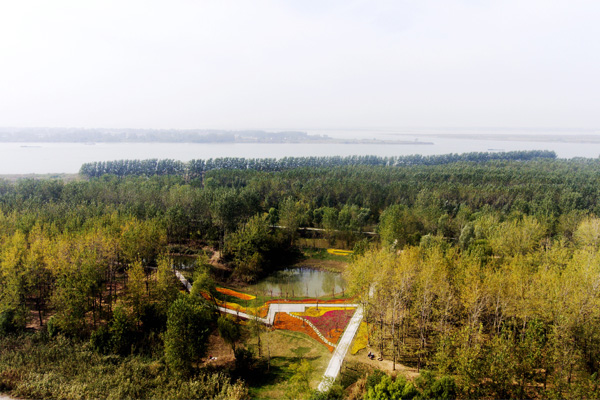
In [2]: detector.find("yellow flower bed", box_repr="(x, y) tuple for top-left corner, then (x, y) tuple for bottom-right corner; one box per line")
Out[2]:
(350, 321), (368, 354)
(292, 306), (356, 318)
(216, 287), (256, 300)
(222, 300), (244, 312)
(214, 297), (268, 318)
(327, 249), (354, 256)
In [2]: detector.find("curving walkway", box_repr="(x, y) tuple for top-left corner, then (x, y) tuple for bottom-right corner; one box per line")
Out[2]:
(175, 269), (363, 392)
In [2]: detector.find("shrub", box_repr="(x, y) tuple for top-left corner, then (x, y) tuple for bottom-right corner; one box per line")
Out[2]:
(366, 369), (386, 390)
(46, 316), (59, 338)
(234, 348), (256, 373)
(90, 325), (111, 354)
(110, 304), (134, 356)
(428, 376), (457, 399)
(218, 315), (241, 352)
(365, 375), (418, 400)
(0, 309), (21, 335)
(163, 294), (212, 376)
(415, 371), (457, 400)
(309, 384), (344, 400)
(285, 359), (313, 400)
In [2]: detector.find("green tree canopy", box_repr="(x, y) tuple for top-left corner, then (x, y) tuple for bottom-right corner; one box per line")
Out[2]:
(163, 294), (213, 376)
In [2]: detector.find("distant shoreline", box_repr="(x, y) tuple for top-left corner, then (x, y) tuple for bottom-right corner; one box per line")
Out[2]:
(1, 139), (434, 145)
(0, 173), (79, 182)
(410, 133), (600, 144)
(0, 127), (436, 145)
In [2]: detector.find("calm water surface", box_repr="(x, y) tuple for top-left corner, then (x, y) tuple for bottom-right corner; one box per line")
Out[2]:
(2, 138), (600, 174)
(171, 256), (344, 298)
(248, 268), (345, 298)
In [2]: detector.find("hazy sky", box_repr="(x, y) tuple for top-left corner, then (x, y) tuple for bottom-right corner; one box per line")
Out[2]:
(1, 0), (599, 130)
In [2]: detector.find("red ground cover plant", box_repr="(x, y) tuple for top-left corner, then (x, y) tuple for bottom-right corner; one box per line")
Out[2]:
(272, 313), (335, 352)
(304, 309), (355, 343)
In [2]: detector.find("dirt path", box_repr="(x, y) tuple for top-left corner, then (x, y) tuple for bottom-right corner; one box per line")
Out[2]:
(208, 250), (231, 271)
(347, 349), (420, 379)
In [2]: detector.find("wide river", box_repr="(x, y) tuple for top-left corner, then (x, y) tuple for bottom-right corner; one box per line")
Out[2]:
(2, 136), (600, 174)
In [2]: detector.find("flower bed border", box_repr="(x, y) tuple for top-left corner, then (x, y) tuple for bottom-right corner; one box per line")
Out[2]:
(215, 287), (256, 300)
(273, 312), (335, 352)
(303, 309), (355, 344)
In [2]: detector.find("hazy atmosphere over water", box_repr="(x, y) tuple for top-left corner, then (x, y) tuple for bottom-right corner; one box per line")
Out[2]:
(1, 0), (599, 131)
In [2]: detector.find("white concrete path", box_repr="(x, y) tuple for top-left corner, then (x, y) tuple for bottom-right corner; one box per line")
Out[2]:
(264, 303), (358, 325)
(174, 268), (363, 392)
(218, 302), (358, 325)
(217, 306), (269, 324)
(317, 305), (364, 392)
(174, 269), (192, 291)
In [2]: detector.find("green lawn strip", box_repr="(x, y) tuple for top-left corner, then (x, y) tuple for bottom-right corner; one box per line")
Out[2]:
(246, 330), (331, 399)
(301, 248), (350, 263)
(214, 291), (249, 305)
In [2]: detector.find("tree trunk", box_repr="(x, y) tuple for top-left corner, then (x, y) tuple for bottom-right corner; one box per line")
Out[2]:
(255, 318), (262, 357)
(379, 317), (384, 359)
(36, 298), (43, 327)
(391, 303), (396, 371)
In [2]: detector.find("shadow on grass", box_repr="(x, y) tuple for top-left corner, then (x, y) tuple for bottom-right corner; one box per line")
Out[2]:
(246, 355), (322, 388)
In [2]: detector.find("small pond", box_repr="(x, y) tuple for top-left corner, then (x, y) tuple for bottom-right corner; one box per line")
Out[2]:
(171, 255), (198, 270)
(248, 268), (346, 298)
(171, 255), (345, 298)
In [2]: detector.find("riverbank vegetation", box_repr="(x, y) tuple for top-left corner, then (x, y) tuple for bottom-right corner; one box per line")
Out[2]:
(3, 151), (600, 398)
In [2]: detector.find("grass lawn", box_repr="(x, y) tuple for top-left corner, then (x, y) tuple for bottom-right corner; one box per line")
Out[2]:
(296, 248), (350, 273)
(245, 330), (331, 399)
(301, 248), (350, 263)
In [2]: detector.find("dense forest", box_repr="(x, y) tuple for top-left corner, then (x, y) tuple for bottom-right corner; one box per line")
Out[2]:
(79, 150), (556, 177)
(3, 150), (600, 398)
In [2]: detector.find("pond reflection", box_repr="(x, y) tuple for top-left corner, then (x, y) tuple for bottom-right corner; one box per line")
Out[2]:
(171, 256), (345, 299)
(248, 268), (345, 298)
(171, 255), (197, 269)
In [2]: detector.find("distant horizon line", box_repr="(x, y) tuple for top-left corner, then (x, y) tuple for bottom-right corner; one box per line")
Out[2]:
(0, 126), (598, 133)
